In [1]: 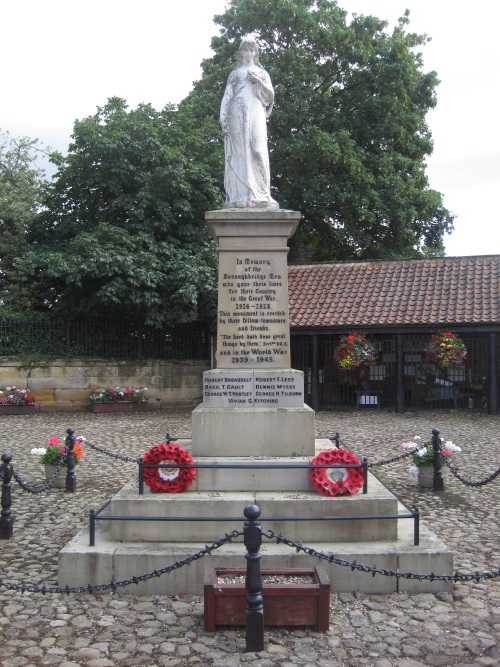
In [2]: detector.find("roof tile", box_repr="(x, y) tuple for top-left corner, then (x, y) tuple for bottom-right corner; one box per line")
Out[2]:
(288, 256), (500, 328)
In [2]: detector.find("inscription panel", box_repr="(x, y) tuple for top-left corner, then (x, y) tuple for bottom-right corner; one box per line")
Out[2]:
(217, 253), (290, 369)
(203, 370), (304, 408)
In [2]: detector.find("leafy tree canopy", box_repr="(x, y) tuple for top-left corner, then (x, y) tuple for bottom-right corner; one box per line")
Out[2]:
(182, 0), (454, 260)
(29, 98), (223, 326)
(0, 130), (51, 315)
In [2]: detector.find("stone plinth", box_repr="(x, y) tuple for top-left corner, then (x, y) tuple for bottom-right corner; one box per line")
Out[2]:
(192, 404), (315, 456)
(194, 209), (314, 456)
(206, 209), (300, 370)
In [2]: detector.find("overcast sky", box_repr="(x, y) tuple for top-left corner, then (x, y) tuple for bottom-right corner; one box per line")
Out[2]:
(3, 0), (499, 257)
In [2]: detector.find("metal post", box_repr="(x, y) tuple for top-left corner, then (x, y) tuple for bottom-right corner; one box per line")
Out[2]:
(311, 334), (320, 411)
(138, 458), (144, 495)
(65, 428), (77, 493)
(362, 458), (368, 494)
(413, 507), (420, 546)
(395, 333), (405, 412)
(431, 428), (444, 492)
(244, 504), (264, 652)
(89, 509), (96, 547)
(0, 453), (14, 539)
(488, 332), (498, 415)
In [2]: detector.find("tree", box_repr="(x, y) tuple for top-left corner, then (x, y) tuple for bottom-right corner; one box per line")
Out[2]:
(29, 98), (223, 326)
(0, 130), (51, 315)
(181, 0), (454, 260)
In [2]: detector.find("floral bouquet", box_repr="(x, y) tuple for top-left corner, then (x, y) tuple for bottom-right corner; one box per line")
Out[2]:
(0, 386), (36, 405)
(401, 436), (461, 476)
(424, 332), (467, 370)
(89, 386), (147, 404)
(334, 332), (377, 373)
(32, 436), (86, 467)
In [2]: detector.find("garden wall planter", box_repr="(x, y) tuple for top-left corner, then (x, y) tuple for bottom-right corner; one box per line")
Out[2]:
(0, 405), (36, 415)
(204, 566), (330, 632)
(90, 402), (149, 413)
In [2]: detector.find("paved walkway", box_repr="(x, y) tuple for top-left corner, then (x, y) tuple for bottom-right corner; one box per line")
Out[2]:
(0, 410), (498, 667)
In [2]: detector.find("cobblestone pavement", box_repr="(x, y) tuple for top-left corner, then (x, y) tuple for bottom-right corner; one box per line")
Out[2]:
(0, 409), (499, 667)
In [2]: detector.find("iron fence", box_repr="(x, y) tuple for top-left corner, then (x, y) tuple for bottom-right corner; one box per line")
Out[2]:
(0, 319), (209, 360)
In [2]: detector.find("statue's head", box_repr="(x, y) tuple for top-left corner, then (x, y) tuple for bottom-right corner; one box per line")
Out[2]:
(237, 37), (260, 66)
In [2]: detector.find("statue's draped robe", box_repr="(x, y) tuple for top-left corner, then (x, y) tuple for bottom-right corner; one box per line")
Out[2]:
(221, 64), (276, 207)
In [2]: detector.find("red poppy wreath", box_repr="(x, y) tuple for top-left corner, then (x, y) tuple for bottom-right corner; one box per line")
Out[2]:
(143, 443), (196, 493)
(309, 448), (365, 497)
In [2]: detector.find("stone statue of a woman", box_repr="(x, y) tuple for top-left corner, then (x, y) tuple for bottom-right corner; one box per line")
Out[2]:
(220, 37), (278, 209)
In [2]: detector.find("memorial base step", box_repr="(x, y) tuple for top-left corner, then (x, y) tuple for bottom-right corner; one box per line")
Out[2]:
(58, 517), (453, 596)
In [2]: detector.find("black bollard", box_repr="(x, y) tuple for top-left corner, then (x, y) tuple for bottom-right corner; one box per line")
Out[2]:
(0, 453), (14, 539)
(244, 504), (264, 653)
(431, 428), (444, 492)
(65, 428), (77, 493)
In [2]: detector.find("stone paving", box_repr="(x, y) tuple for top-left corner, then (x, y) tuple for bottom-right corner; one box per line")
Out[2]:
(0, 409), (498, 667)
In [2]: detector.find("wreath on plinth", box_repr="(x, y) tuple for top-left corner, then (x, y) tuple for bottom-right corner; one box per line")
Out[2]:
(309, 448), (364, 497)
(143, 443), (196, 493)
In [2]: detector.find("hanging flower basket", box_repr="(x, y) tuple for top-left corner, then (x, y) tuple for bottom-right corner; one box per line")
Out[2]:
(309, 448), (364, 497)
(142, 443), (196, 493)
(334, 332), (377, 374)
(424, 332), (467, 370)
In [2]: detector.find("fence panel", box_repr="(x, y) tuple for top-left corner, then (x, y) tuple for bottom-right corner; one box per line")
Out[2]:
(0, 319), (209, 360)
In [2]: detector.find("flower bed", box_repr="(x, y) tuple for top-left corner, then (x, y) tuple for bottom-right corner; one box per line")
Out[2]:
(89, 386), (147, 403)
(0, 386), (36, 414)
(90, 402), (149, 413)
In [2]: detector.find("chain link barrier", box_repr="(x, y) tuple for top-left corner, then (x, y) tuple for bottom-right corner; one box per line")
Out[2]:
(440, 452), (500, 487)
(12, 458), (66, 494)
(0, 530), (242, 595)
(263, 529), (500, 583)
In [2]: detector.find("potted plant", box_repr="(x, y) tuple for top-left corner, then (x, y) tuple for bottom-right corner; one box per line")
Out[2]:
(0, 386), (36, 415)
(33, 437), (85, 488)
(401, 436), (462, 488)
(89, 386), (148, 412)
(424, 332), (467, 372)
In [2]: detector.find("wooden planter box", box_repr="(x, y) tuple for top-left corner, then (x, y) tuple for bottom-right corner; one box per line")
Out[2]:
(0, 404), (36, 415)
(204, 566), (330, 632)
(90, 402), (149, 413)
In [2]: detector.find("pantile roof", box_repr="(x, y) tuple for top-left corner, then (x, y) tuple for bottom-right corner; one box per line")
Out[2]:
(288, 256), (500, 329)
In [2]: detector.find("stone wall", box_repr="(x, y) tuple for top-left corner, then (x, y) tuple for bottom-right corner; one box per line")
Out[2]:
(0, 359), (210, 412)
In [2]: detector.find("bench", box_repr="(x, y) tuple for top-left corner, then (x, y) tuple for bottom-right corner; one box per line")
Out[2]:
(424, 387), (463, 409)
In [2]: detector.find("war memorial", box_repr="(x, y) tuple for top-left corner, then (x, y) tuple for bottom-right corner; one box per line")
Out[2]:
(58, 38), (452, 598)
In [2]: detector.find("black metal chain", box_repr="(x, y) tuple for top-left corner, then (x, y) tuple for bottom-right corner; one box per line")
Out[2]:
(0, 529), (242, 595)
(440, 454), (500, 487)
(82, 432), (192, 464)
(84, 440), (142, 464)
(263, 529), (500, 583)
(367, 449), (415, 468)
(12, 458), (67, 494)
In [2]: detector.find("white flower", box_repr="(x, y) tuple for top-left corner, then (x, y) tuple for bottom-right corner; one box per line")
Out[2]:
(444, 441), (461, 453)
(76, 436), (87, 443)
(413, 435), (422, 441)
(417, 447), (428, 458)
(31, 447), (46, 456)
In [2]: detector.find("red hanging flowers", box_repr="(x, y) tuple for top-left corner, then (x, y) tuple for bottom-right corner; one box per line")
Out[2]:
(309, 448), (364, 497)
(334, 332), (377, 373)
(424, 332), (467, 369)
(143, 443), (196, 493)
